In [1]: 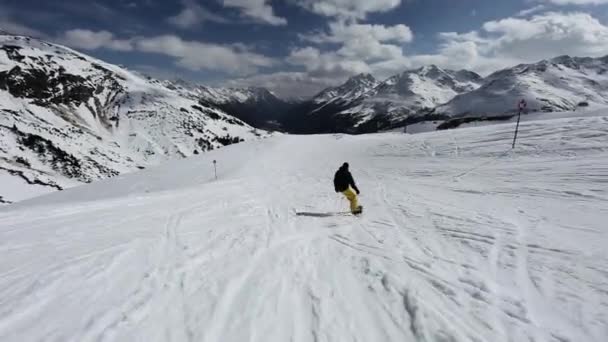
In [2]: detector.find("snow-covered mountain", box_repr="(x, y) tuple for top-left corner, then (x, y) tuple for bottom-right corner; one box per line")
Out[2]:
(284, 67), (482, 133)
(285, 56), (608, 134)
(435, 55), (608, 118)
(166, 81), (294, 130)
(312, 73), (380, 104)
(282, 73), (381, 133)
(0, 33), (267, 204)
(338, 66), (482, 128)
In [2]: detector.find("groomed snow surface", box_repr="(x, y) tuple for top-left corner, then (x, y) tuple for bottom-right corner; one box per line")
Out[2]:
(1, 114), (607, 342)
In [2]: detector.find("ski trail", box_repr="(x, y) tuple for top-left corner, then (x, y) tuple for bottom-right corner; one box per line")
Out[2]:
(487, 229), (507, 340)
(79, 212), (190, 342)
(514, 214), (546, 342)
(1, 116), (607, 341)
(202, 231), (327, 342)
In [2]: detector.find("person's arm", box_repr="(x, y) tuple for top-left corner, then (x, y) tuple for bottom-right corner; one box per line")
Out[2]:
(348, 173), (360, 194)
(333, 173), (340, 192)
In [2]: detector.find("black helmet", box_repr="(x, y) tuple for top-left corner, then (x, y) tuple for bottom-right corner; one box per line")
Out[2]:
(342, 162), (349, 169)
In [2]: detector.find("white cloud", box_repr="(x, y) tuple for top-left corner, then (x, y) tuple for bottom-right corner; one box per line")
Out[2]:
(517, 5), (546, 17)
(483, 12), (608, 59)
(290, 20), (413, 80)
(221, 0), (287, 25)
(135, 35), (275, 74)
(168, 0), (229, 29)
(338, 39), (404, 61)
(57, 29), (274, 75)
(296, 0), (401, 19)
(410, 11), (608, 74)
(60, 29), (134, 51)
(287, 46), (322, 67)
(305, 21), (413, 44)
(287, 46), (371, 77)
(409, 39), (511, 75)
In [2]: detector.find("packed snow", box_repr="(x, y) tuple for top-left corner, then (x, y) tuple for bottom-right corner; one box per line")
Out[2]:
(1, 114), (607, 342)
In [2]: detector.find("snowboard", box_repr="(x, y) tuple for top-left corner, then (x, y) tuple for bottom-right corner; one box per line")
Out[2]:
(294, 206), (362, 217)
(352, 206), (363, 215)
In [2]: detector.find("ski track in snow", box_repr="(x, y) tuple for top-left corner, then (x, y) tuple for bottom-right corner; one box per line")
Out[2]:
(0, 115), (607, 341)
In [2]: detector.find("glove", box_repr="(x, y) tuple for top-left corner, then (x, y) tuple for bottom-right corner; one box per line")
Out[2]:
(356, 189), (361, 195)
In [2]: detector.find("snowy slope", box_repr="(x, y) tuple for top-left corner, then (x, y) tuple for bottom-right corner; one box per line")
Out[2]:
(0, 33), (266, 204)
(437, 55), (608, 118)
(1, 113), (606, 341)
(160, 79), (295, 130)
(193, 85), (293, 129)
(194, 84), (282, 105)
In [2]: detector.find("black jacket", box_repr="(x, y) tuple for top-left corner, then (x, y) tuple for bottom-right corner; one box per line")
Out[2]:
(334, 166), (359, 193)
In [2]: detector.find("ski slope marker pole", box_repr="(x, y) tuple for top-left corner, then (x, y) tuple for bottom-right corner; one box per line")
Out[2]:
(512, 99), (526, 149)
(213, 160), (217, 180)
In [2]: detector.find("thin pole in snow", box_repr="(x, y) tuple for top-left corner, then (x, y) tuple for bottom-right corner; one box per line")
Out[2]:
(512, 99), (526, 149)
(512, 111), (522, 149)
(213, 160), (217, 180)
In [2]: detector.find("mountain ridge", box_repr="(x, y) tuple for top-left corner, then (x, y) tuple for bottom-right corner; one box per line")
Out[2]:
(0, 32), (269, 203)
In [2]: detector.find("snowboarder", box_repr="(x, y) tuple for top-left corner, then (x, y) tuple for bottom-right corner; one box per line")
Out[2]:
(334, 162), (362, 214)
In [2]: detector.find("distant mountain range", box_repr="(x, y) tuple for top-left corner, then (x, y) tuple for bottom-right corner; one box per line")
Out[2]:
(435, 55), (608, 117)
(283, 67), (483, 133)
(283, 56), (608, 133)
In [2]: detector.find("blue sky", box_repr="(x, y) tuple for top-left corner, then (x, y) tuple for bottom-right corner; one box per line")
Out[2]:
(2, 0), (608, 97)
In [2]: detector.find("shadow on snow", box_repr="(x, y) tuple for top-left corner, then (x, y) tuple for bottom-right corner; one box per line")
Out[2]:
(296, 211), (352, 217)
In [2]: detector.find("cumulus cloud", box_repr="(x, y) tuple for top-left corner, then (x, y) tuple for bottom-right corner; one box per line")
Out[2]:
(168, 0), (229, 29)
(267, 2), (413, 89)
(135, 35), (275, 74)
(304, 21), (413, 44)
(483, 12), (608, 60)
(338, 39), (405, 61)
(292, 20), (413, 79)
(410, 11), (608, 74)
(296, 0), (401, 19)
(287, 46), (371, 77)
(57, 30), (275, 75)
(59, 29), (134, 51)
(221, 0), (287, 25)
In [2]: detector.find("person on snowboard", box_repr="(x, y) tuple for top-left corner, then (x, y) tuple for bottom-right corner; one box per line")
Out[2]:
(334, 162), (362, 214)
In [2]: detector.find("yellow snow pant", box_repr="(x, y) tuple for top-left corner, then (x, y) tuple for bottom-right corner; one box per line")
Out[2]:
(342, 187), (359, 213)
